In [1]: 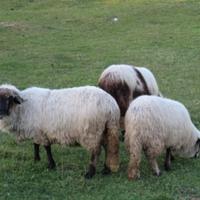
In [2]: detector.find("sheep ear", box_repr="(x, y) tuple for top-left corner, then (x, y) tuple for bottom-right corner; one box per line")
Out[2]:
(13, 95), (24, 104)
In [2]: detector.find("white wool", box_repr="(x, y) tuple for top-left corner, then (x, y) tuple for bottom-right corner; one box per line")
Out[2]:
(99, 64), (138, 91)
(0, 85), (120, 151)
(99, 64), (161, 96)
(125, 95), (200, 157)
(0, 84), (20, 93)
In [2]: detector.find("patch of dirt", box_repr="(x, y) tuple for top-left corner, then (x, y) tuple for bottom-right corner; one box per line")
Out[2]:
(0, 21), (26, 31)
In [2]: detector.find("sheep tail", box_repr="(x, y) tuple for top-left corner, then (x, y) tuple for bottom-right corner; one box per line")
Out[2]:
(103, 120), (120, 173)
(125, 134), (142, 180)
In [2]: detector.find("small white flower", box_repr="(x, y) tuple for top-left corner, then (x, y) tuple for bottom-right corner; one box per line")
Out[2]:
(113, 17), (118, 22)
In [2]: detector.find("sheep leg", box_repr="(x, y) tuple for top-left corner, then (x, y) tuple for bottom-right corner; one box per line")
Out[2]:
(171, 153), (175, 161)
(101, 142), (111, 175)
(103, 128), (119, 174)
(119, 117), (125, 141)
(85, 148), (101, 179)
(34, 143), (40, 161)
(149, 158), (161, 176)
(164, 148), (172, 171)
(101, 135), (111, 175)
(44, 145), (56, 169)
(128, 153), (141, 180)
(144, 144), (163, 177)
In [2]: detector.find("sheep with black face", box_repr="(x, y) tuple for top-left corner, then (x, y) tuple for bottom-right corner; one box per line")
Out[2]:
(0, 84), (120, 179)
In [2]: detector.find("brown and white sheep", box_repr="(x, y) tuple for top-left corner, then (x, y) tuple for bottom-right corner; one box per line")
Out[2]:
(98, 64), (162, 128)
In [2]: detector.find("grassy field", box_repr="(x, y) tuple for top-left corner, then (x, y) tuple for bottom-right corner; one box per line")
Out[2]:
(0, 0), (200, 199)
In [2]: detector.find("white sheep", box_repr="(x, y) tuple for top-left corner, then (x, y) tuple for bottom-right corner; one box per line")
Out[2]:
(0, 84), (120, 178)
(98, 64), (162, 128)
(125, 95), (200, 180)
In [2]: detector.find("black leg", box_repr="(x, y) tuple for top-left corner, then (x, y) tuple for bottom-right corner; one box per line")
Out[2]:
(34, 143), (40, 161)
(101, 142), (111, 175)
(164, 148), (172, 171)
(44, 145), (56, 169)
(171, 153), (175, 161)
(101, 164), (111, 175)
(85, 164), (96, 179)
(85, 148), (101, 179)
(85, 153), (96, 179)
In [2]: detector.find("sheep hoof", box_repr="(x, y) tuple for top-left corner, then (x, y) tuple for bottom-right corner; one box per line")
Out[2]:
(128, 173), (140, 181)
(85, 172), (94, 179)
(164, 164), (171, 171)
(85, 165), (96, 179)
(171, 155), (175, 161)
(74, 142), (80, 147)
(128, 174), (139, 181)
(101, 164), (111, 175)
(153, 171), (162, 177)
(34, 156), (41, 162)
(84, 171), (95, 179)
(47, 162), (56, 170)
(128, 176), (135, 181)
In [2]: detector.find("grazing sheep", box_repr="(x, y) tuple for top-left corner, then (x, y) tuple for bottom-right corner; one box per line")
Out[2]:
(0, 84), (120, 178)
(98, 64), (162, 128)
(125, 95), (200, 180)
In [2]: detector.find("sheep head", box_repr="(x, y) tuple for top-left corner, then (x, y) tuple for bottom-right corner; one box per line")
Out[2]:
(0, 85), (24, 119)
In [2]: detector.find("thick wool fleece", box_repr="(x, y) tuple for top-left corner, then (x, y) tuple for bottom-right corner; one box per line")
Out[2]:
(98, 64), (161, 119)
(125, 95), (200, 179)
(0, 85), (120, 171)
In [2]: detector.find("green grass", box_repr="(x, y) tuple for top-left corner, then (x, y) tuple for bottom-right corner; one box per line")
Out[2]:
(0, 0), (200, 199)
